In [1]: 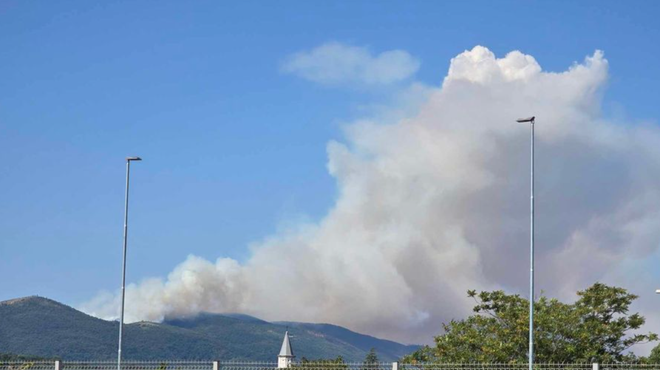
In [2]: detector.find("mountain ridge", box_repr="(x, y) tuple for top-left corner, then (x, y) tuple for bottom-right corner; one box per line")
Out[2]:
(0, 296), (419, 361)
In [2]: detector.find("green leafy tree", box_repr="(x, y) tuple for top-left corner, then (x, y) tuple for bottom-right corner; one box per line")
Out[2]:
(366, 348), (379, 363)
(0, 353), (52, 361)
(362, 348), (379, 370)
(405, 283), (657, 363)
(645, 345), (660, 364)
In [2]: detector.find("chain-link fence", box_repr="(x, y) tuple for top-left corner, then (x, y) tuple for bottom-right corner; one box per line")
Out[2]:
(0, 362), (215, 370)
(3, 363), (660, 370)
(289, 362), (391, 370)
(400, 365), (660, 370)
(216, 362), (276, 370)
(66, 362), (213, 370)
(400, 364), (593, 370)
(0, 362), (54, 370)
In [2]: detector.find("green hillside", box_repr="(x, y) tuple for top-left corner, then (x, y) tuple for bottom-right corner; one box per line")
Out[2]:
(275, 322), (419, 360)
(165, 314), (366, 361)
(0, 296), (418, 361)
(0, 297), (226, 360)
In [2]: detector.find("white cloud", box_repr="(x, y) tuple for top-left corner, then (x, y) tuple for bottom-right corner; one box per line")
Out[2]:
(281, 42), (420, 86)
(83, 46), (660, 350)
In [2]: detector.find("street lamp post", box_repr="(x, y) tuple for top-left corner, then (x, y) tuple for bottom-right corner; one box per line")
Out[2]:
(118, 156), (142, 370)
(516, 116), (535, 370)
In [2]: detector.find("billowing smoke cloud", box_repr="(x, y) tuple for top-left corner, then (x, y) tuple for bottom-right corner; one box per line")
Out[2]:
(82, 46), (660, 347)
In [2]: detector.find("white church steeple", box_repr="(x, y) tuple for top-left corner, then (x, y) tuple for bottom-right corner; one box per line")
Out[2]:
(278, 331), (294, 368)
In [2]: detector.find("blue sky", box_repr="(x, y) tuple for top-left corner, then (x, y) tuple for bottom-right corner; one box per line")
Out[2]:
(1, 0), (660, 317)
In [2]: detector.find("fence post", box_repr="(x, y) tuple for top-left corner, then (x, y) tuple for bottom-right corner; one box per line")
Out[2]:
(55, 360), (61, 370)
(213, 361), (219, 370)
(392, 362), (399, 370)
(593, 363), (599, 370)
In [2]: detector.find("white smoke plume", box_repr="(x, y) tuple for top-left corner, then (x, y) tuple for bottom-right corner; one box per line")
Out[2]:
(82, 46), (660, 347)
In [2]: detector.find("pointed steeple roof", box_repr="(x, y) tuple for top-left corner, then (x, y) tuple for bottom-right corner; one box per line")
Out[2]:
(279, 331), (294, 357)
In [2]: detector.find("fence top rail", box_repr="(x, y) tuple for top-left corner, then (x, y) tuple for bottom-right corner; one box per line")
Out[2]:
(291, 363), (391, 366)
(59, 362), (215, 364)
(400, 364), (594, 365)
(2, 363), (660, 367)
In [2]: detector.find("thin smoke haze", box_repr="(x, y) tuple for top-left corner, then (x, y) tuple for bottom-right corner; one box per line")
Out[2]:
(82, 46), (660, 347)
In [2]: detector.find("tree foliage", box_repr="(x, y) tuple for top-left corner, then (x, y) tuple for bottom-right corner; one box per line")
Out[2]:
(645, 345), (660, 364)
(364, 348), (379, 364)
(405, 283), (657, 363)
(361, 348), (379, 370)
(0, 353), (51, 361)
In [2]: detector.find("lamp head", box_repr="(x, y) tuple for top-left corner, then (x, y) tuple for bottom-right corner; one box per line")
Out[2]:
(126, 156), (142, 161)
(516, 116), (535, 123)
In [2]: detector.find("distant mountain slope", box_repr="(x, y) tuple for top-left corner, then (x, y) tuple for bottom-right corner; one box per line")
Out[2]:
(0, 296), (227, 360)
(275, 322), (420, 360)
(165, 314), (366, 361)
(0, 296), (418, 361)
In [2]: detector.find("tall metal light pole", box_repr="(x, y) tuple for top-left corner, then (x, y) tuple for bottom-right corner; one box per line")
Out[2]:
(118, 156), (142, 370)
(516, 116), (535, 370)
